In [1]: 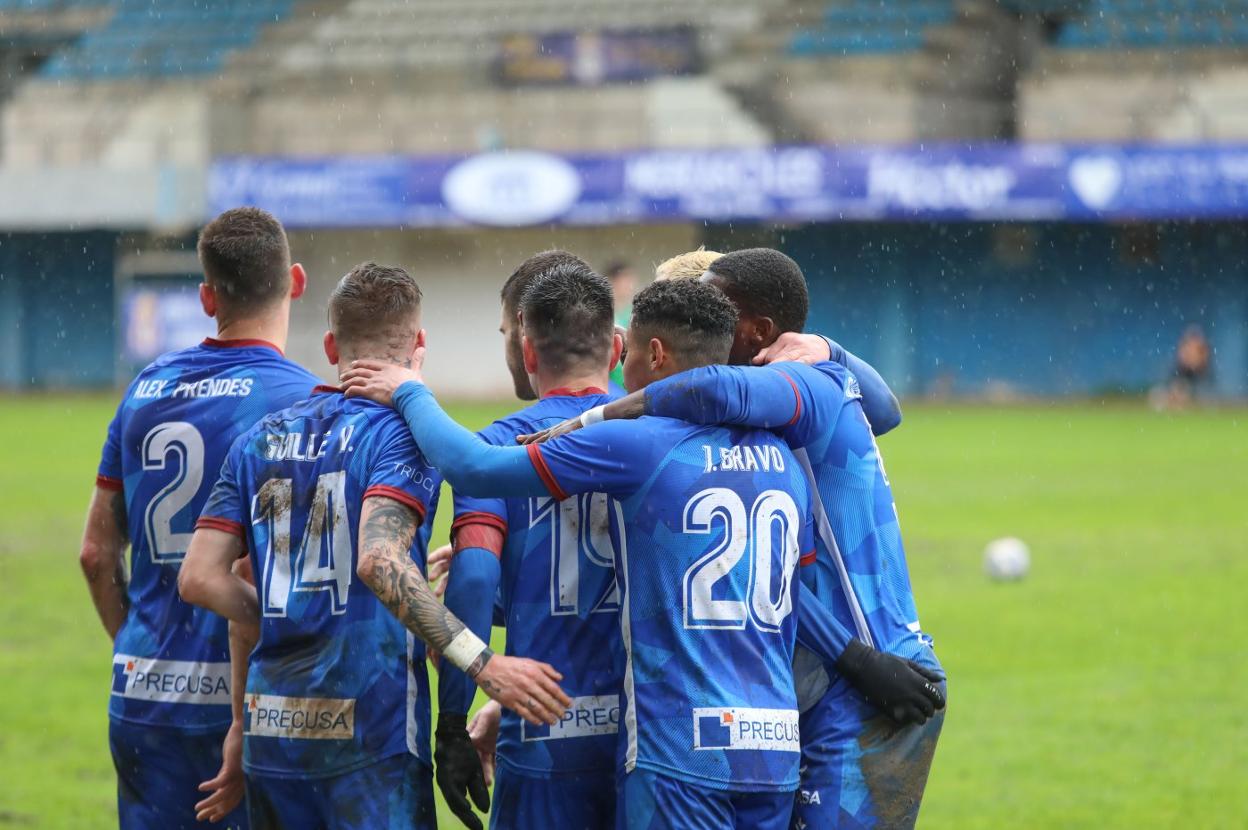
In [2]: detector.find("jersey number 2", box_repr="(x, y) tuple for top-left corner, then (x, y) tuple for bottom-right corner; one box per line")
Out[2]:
(254, 472), (353, 617)
(142, 421), (205, 564)
(682, 488), (800, 632)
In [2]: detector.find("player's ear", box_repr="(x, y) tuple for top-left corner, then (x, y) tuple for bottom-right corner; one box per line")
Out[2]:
(289, 263), (308, 300)
(648, 336), (664, 371)
(199, 282), (217, 318)
(745, 315), (777, 352)
(521, 333), (539, 375)
(323, 331), (339, 366)
(608, 329), (624, 371)
(416, 328), (427, 349)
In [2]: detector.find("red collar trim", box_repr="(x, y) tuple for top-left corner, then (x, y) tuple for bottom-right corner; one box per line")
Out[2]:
(543, 386), (607, 399)
(202, 337), (284, 356)
(312, 384), (343, 395)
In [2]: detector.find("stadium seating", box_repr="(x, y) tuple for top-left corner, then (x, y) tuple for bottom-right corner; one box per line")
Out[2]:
(268, 0), (777, 76)
(1056, 0), (1248, 49)
(37, 0), (297, 80)
(788, 1), (954, 56)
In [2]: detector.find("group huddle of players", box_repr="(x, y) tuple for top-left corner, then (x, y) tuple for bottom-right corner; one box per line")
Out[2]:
(81, 207), (946, 830)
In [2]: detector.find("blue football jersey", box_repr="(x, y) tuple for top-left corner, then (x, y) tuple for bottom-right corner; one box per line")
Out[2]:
(453, 389), (624, 778)
(643, 361), (940, 687)
(97, 338), (319, 733)
(197, 388), (441, 778)
(529, 417), (815, 793)
(777, 364), (937, 667)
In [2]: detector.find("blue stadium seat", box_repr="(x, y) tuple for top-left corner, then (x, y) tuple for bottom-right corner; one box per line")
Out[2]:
(35, 0), (295, 80)
(791, 0), (953, 57)
(1056, 0), (1248, 50)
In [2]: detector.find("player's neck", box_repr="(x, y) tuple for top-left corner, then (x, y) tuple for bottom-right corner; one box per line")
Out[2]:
(214, 309), (289, 353)
(533, 368), (610, 399)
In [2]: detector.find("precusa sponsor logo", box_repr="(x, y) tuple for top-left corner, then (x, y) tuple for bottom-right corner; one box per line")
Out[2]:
(244, 694), (355, 741)
(692, 707), (800, 752)
(522, 694), (620, 741)
(111, 654), (231, 705)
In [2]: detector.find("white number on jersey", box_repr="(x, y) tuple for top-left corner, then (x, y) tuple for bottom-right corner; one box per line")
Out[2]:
(534, 494), (621, 617)
(682, 488), (800, 632)
(141, 421), (205, 564)
(255, 472), (353, 617)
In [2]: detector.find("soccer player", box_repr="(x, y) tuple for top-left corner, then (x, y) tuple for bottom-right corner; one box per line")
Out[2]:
(529, 248), (947, 829)
(80, 207), (319, 829)
(177, 263), (570, 830)
(434, 260), (625, 830)
(344, 278), (868, 830)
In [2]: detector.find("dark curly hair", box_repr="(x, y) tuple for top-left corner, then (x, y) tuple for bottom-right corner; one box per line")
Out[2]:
(630, 278), (738, 368)
(706, 247), (808, 334)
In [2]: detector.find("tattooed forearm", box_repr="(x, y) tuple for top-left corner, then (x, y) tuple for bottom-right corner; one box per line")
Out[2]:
(358, 498), (492, 673)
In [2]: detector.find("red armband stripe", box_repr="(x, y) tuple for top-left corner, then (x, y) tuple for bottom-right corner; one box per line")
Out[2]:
(526, 444), (570, 502)
(195, 516), (245, 537)
(363, 485), (429, 525)
(799, 549), (817, 567)
(96, 474), (123, 492)
(778, 371), (803, 427)
(451, 511), (508, 536)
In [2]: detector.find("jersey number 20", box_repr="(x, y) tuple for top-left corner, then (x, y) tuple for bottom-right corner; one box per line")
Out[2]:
(254, 472), (353, 617)
(682, 488), (800, 632)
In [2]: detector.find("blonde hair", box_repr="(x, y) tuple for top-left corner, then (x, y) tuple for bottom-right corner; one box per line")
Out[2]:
(654, 247), (723, 282)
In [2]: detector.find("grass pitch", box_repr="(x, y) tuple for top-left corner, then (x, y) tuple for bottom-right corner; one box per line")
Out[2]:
(0, 395), (1243, 828)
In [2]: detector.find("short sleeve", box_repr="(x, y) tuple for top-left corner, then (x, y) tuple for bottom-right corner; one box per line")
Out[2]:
(799, 503), (817, 568)
(96, 398), (127, 490)
(196, 434), (248, 540)
(362, 419), (441, 527)
(774, 362), (850, 450)
(525, 419), (651, 500)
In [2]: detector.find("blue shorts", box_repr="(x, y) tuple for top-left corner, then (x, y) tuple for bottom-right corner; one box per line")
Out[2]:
(792, 676), (946, 830)
(244, 753), (434, 830)
(490, 764), (615, 830)
(618, 768), (792, 830)
(109, 719), (247, 830)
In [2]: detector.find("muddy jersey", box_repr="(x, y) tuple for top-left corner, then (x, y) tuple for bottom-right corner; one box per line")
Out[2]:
(450, 390), (624, 778)
(198, 388), (440, 778)
(98, 337), (318, 733)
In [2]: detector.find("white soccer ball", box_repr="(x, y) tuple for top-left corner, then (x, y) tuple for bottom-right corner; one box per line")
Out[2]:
(983, 537), (1030, 582)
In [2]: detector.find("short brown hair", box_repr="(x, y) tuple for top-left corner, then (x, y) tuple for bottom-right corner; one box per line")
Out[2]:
(197, 207), (291, 313)
(500, 249), (589, 313)
(655, 248), (723, 282)
(329, 262), (423, 351)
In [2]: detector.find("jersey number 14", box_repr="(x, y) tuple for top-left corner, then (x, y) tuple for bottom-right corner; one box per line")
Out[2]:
(254, 472), (353, 617)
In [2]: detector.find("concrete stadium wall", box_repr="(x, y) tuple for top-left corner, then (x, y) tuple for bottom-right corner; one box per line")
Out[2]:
(0, 231), (117, 389)
(283, 224), (700, 396)
(753, 221), (1248, 399)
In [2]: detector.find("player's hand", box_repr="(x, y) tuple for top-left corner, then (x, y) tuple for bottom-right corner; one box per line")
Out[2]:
(427, 542), (453, 599)
(474, 654), (571, 726)
(435, 713), (490, 830)
(194, 719), (244, 823)
(751, 332), (832, 366)
(515, 415), (582, 445)
(468, 701), (502, 787)
(341, 347), (426, 406)
(835, 639), (946, 726)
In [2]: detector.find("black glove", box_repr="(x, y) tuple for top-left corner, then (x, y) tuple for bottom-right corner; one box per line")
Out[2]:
(435, 713), (490, 830)
(835, 639), (946, 726)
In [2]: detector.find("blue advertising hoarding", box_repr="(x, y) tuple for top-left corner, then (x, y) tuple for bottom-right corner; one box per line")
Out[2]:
(209, 143), (1248, 228)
